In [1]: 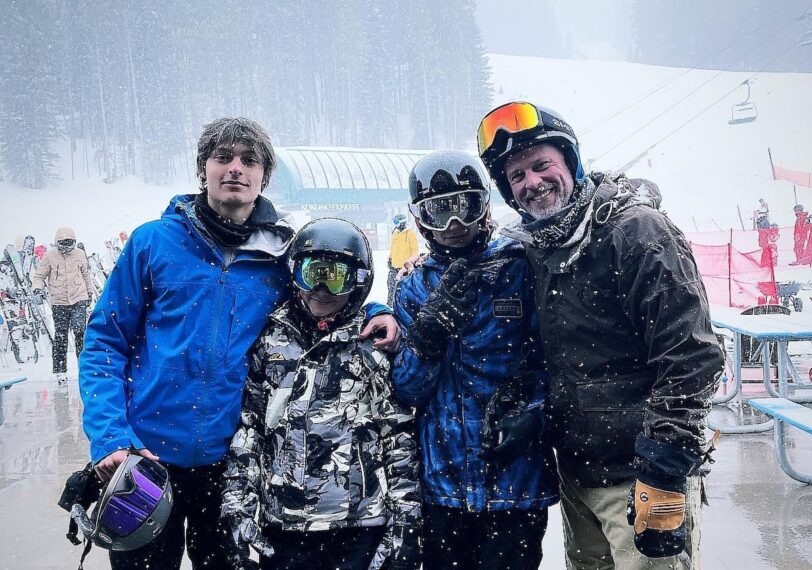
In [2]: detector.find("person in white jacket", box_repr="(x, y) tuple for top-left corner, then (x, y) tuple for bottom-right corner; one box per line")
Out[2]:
(31, 227), (94, 382)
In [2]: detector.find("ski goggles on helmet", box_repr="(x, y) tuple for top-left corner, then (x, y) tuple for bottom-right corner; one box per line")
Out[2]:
(477, 101), (578, 158)
(72, 454), (173, 551)
(291, 256), (369, 295)
(409, 190), (488, 232)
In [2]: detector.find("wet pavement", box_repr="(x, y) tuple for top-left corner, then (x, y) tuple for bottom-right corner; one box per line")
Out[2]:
(1, 360), (810, 569)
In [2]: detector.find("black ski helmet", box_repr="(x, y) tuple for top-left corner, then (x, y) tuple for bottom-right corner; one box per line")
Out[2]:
(477, 102), (586, 211)
(287, 217), (374, 319)
(408, 150), (492, 257)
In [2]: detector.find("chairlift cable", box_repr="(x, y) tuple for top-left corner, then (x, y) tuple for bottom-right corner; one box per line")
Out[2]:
(607, 38), (804, 172)
(591, 68), (725, 163)
(580, 0), (808, 136)
(593, 10), (804, 166)
(580, 68), (692, 135)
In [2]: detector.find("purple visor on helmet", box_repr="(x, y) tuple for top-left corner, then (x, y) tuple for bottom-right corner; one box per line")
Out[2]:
(99, 458), (168, 536)
(71, 454), (173, 551)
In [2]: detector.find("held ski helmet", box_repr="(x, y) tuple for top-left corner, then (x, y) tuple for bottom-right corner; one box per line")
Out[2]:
(71, 454), (173, 552)
(477, 101), (586, 211)
(287, 218), (374, 320)
(408, 150), (492, 257)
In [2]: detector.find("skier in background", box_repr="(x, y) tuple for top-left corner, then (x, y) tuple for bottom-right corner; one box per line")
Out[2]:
(759, 223), (780, 268)
(791, 204), (811, 266)
(387, 214), (418, 306)
(753, 197), (770, 230)
(31, 227), (94, 383)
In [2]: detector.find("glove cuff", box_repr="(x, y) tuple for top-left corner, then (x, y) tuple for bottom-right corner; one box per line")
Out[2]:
(635, 460), (686, 493)
(634, 433), (701, 480)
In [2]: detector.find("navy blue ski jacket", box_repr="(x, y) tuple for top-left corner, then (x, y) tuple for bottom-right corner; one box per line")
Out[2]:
(392, 237), (559, 511)
(80, 194), (389, 468)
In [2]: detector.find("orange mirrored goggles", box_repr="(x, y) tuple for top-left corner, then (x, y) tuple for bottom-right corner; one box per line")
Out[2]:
(477, 102), (541, 155)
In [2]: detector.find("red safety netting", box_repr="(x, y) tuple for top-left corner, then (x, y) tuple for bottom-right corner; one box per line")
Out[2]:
(685, 226), (812, 271)
(690, 243), (774, 308)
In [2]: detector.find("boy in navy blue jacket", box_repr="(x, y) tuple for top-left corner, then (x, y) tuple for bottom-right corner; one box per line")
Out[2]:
(392, 150), (559, 569)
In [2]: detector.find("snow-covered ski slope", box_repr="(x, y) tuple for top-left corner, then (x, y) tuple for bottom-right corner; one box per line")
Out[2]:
(1, 54), (810, 254)
(487, 54), (812, 232)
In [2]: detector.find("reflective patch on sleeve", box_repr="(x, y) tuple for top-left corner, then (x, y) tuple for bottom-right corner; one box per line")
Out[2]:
(492, 298), (522, 318)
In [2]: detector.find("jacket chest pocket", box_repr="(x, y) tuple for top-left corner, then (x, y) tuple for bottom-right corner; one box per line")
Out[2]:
(575, 377), (647, 412)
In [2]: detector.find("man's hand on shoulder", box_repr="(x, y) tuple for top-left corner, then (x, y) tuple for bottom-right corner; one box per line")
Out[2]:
(397, 253), (428, 280)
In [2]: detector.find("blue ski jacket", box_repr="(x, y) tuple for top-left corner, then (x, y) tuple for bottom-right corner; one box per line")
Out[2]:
(392, 238), (559, 512)
(80, 194), (389, 468)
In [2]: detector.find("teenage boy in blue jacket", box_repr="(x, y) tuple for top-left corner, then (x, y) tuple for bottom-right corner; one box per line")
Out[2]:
(79, 117), (400, 570)
(392, 150), (559, 569)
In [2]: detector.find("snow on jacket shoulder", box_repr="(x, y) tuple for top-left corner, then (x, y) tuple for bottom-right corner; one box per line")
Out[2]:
(222, 305), (420, 532)
(392, 237), (559, 512)
(79, 194), (292, 468)
(523, 175), (724, 487)
(31, 247), (94, 305)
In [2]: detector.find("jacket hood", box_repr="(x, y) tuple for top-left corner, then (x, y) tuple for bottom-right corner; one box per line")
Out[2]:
(590, 172), (661, 218)
(54, 227), (77, 243)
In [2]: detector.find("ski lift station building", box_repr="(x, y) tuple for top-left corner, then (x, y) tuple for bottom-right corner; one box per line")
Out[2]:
(265, 147), (430, 246)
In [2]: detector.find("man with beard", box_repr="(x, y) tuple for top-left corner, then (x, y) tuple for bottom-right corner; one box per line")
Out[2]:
(476, 102), (724, 569)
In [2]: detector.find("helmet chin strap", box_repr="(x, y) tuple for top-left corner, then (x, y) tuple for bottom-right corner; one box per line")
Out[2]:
(294, 289), (344, 332)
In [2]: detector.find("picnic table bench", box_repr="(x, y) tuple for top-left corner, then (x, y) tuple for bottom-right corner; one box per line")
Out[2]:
(709, 306), (812, 435)
(748, 398), (812, 484)
(0, 376), (27, 427)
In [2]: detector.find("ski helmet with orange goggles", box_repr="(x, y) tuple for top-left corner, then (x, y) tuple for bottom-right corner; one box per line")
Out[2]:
(408, 150), (491, 232)
(477, 102), (586, 207)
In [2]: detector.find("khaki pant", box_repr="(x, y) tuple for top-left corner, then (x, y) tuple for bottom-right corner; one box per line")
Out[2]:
(560, 468), (703, 570)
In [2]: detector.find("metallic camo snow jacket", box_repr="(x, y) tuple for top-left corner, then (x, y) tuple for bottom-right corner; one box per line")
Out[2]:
(222, 304), (421, 534)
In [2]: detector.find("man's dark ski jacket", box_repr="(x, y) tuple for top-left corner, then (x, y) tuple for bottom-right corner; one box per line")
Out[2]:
(503, 173), (724, 487)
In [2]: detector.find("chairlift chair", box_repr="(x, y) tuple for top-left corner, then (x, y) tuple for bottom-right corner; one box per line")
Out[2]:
(729, 80), (758, 125)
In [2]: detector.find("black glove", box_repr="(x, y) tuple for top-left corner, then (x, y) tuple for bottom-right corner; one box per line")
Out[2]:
(390, 524), (422, 570)
(223, 515), (274, 570)
(58, 462), (104, 546)
(406, 258), (479, 360)
(625, 467), (687, 558)
(479, 408), (544, 463)
(480, 372), (545, 463)
(370, 523), (421, 570)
